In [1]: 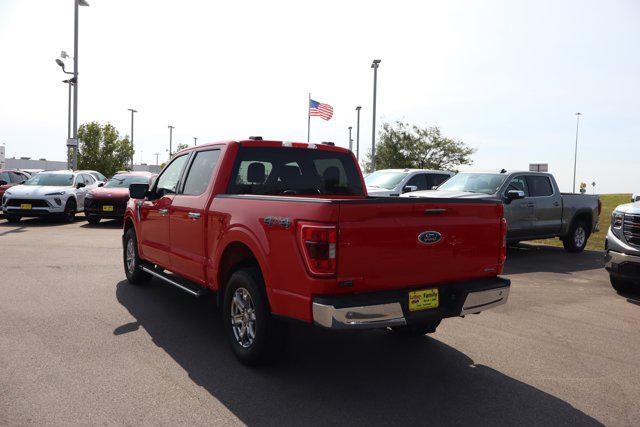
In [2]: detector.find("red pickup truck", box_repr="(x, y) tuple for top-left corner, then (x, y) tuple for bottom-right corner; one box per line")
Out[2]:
(123, 139), (510, 364)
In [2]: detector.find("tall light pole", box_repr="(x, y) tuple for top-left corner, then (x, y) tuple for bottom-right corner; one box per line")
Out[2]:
(168, 125), (174, 157)
(572, 112), (582, 193)
(128, 108), (137, 170)
(355, 106), (361, 162)
(72, 0), (90, 170)
(371, 59), (381, 172)
(348, 126), (353, 152)
(193, 137), (198, 146)
(56, 60), (74, 169)
(62, 79), (74, 140)
(153, 153), (160, 169)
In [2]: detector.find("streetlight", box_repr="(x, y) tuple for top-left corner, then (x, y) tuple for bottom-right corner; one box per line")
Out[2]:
(193, 137), (198, 146)
(572, 112), (582, 193)
(72, 0), (89, 170)
(355, 106), (361, 162)
(371, 59), (381, 172)
(128, 108), (137, 170)
(61, 79), (74, 140)
(348, 126), (353, 152)
(168, 125), (174, 157)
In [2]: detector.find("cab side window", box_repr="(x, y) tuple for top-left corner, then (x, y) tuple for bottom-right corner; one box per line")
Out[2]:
(526, 175), (554, 197)
(405, 174), (429, 190)
(156, 155), (189, 196)
(426, 174), (451, 189)
(83, 174), (95, 185)
(182, 150), (221, 196)
(506, 176), (528, 196)
(75, 174), (85, 187)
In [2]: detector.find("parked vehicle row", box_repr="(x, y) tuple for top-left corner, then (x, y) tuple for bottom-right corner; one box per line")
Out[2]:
(364, 168), (453, 196)
(1, 169), (155, 223)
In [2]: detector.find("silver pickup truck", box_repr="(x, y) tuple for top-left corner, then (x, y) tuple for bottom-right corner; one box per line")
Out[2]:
(605, 201), (640, 293)
(402, 170), (601, 252)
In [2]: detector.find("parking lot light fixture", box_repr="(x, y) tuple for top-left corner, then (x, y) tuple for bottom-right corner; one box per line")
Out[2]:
(572, 112), (582, 193)
(355, 106), (361, 162)
(128, 109), (138, 170)
(371, 59), (381, 172)
(168, 125), (174, 157)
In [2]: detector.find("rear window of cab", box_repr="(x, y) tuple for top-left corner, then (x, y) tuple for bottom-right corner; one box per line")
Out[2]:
(226, 146), (364, 196)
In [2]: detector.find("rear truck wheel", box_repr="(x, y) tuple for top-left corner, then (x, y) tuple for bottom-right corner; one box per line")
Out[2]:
(5, 215), (21, 223)
(610, 275), (634, 294)
(63, 198), (77, 223)
(223, 267), (286, 366)
(562, 220), (588, 253)
(390, 320), (441, 338)
(123, 228), (152, 285)
(87, 215), (101, 225)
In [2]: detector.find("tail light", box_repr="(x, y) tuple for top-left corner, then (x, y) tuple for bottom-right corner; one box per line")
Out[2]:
(498, 217), (508, 274)
(598, 198), (602, 216)
(297, 221), (337, 277)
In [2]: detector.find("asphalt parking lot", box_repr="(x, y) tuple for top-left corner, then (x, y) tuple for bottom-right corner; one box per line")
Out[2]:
(1, 218), (639, 426)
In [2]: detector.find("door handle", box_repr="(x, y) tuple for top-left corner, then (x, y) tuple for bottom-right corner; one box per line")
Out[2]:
(158, 209), (169, 214)
(188, 212), (201, 219)
(553, 202), (560, 207)
(526, 203), (535, 208)
(424, 208), (447, 214)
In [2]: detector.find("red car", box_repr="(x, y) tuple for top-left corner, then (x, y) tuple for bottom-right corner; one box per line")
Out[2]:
(84, 171), (156, 224)
(122, 139), (510, 365)
(0, 170), (30, 213)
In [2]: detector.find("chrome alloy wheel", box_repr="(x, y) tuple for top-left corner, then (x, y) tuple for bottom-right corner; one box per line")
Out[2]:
(574, 226), (586, 248)
(126, 238), (136, 275)
(230, 287), (257, 348)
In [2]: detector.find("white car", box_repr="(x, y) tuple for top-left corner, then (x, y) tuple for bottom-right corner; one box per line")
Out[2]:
(78, 170), (107, 185)
(1, 170), (100, 223)
(364, 168), (454, 197)
(633, 193), (640, 203)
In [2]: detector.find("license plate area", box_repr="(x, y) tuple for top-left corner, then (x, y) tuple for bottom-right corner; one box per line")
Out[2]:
(408, 288), (439, 312)
(20, 203), (32, 210)
(102, 205), (114, 212)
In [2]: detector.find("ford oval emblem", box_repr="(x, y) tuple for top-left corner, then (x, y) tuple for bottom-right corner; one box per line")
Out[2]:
(418, 231), (442, 245)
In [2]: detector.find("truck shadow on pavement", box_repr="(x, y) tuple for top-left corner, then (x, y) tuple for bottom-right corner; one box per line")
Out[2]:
(504, 243), (604, 275)
(115, 280), (601, 426)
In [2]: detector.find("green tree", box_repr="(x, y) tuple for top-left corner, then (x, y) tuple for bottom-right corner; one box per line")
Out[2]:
(175, 142), (189, 153)
(363, 121), (476, 173)
(77, 122), (134, 177)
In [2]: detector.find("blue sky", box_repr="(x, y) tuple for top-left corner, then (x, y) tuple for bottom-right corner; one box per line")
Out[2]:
(0, 0), (638, 193)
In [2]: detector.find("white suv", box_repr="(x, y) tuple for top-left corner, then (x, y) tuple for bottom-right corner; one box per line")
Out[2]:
(1, 170), (99, 223)
(364, 168), (454, 197)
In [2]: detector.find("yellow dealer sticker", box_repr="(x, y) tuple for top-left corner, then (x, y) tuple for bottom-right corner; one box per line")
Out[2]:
(408, 288), (439, 311)
(20, 204), (32, 210)
(102, 205), (114, 212)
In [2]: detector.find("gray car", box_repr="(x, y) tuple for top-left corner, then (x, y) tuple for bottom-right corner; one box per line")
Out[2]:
(605, 201), (640, 293)
(365, 169), (453, 197)
(402, 170), (600, 252)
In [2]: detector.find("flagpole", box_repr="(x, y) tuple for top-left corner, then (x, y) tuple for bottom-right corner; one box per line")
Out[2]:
(307, 93), (311, 142)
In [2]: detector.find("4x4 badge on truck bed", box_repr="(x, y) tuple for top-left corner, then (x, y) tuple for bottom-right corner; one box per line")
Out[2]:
(418, 231), (442, 245)
(263, 216), (292, 229)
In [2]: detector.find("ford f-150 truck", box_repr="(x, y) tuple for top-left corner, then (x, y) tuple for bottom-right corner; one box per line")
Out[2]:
(403, 171), (601, 253)
(605, 201), (640, 293)
(122, 139), (510, 364)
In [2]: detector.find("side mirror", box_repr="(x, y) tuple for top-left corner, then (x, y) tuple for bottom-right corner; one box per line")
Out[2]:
(76, 182), (86, 189)
(98, 182), (104, 187)
(0, 180), (7, 186)
(505, 190), (525, 203)
(129, 183), (149, 199)
(402, 185), (418, 194)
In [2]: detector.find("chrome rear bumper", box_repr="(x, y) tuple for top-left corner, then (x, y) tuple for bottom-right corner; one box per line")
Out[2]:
(312, 281), (510, 330)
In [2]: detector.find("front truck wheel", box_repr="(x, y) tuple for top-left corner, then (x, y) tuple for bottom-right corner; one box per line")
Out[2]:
(563, 220), (589, 253)
(123, 228), (152, 285)
(610, 275), (634, 294)
(223, 267), (286, 366)
(390, 320), (441, 338)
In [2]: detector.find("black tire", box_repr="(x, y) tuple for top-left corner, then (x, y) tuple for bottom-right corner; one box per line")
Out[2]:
(610, 275), (634, 294)
(5, 215), (21, 223)
(123, 228), (152, 285)
(223, 267), (286, 366)
(63, 198), (77, 223)
(87, 215), (101, 225)
(390, 320), (441, 338)
(562, 220), (588, 253)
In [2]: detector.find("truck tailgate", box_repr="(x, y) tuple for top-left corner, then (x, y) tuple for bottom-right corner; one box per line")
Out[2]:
(337, 199), (504, 291)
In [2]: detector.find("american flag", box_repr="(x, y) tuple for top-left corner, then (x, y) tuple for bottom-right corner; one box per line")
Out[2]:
(309, 99), (333, 121)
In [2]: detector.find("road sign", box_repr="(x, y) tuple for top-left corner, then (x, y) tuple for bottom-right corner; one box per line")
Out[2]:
(67, 138), (78, 147)
(529, 163), (548, 172)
